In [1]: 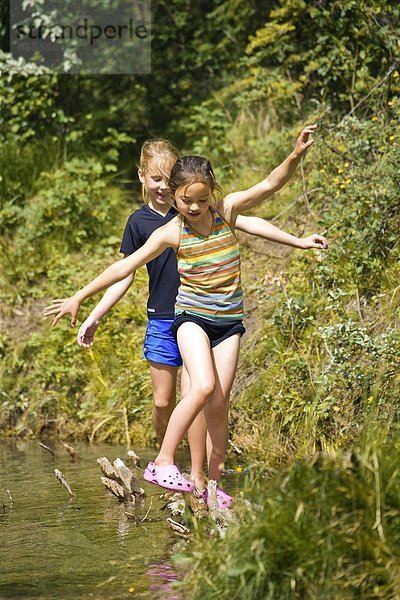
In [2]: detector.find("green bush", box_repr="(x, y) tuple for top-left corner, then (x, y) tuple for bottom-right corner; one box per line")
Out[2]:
(178, 442), (400, 599)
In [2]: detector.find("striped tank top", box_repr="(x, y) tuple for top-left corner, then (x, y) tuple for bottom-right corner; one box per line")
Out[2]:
(175, 207), (244, 320)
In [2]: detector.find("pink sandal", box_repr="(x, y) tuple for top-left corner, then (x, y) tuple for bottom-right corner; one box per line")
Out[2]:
(203, 487), (234, 509)
(143, 462), (194, 492)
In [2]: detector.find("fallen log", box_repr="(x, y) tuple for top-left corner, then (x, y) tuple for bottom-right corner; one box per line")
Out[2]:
(127, 449), (140, 468)
(97, 457), (119, 480)
(100, 476), (127, 501)
(167, 517), (191, 538)
(113, 458), (145, 496)
(63, 442), (79, 462)
(54, 469), (75, 497)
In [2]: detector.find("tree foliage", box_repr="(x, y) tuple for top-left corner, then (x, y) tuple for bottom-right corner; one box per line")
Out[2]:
(1, 0), (399, 449)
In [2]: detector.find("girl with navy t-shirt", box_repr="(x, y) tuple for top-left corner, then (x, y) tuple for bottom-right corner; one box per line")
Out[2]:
(45, 132), (327, 506)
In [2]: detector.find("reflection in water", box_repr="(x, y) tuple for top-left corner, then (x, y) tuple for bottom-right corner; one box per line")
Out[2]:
(0, 441), (187, 599)
(147, 554), (184, 600)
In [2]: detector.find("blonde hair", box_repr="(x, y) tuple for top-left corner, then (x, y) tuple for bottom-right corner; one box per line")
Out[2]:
(138, 139), (180, 201)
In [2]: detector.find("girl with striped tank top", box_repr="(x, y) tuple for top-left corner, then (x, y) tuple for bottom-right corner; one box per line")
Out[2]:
(44, 124), (327, 504)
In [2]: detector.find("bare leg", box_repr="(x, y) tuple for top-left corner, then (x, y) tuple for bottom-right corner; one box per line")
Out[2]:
(188, 411), (207, 488)
(205, 334), (241, 482)
(155, 323), (215, 466)
(149, 362), (178, 445)
(149, 362), (207, 485)
(184, 355), (207, 487)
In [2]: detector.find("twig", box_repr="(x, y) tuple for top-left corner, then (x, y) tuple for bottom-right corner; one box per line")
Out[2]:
(39, 442), (54, 456)
(6, 489), (13, 503)
(323, 338), (334, 365)
(390, 284), (400, 306)
(279, 278), (295, 338)
(228, 439), (243, 454)
(372, 451), (386, 543)
(271, 188), (323, 222)
(63, 442), (79, 461)
(322, 60), (400, 138)
(139, 496), (153, 523)
(355, 288), (365, 323)
(54, 469), (75, 497)
(322, 141), (353, 164)
(122, 406), (130, 449)
(300, 157), (311, 213)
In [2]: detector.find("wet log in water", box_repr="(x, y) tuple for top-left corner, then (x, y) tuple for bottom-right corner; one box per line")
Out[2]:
(98, 454), (145, 503)
(97, 457), (119, 480)
(161, 492), (186, 516)
(206, 480), (236, 535)
(167, 518), (191, 538)
(100, 476), (128, 501)
(39, 442), (54, 456)
(96, 453), (236, 537)
(188, 488), (208, 519)
(63, 442), (79, 462)
(54, 468), (75, 497)
(127, 449), (140, 468)
(113, 458), (145, 496)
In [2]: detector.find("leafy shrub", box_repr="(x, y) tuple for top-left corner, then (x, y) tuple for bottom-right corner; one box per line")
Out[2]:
(0, 158), (128, 297)
(179, 442), (400, 599)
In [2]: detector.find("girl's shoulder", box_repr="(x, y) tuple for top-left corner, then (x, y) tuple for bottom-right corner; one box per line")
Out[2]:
(214, 198), (234, 229)
(155, 215), (181, 249)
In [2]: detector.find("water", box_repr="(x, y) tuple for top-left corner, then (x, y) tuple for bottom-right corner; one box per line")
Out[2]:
(0, 441), (187, 599)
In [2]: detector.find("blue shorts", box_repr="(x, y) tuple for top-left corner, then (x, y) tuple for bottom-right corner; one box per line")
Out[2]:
(143, 319), (183, 367)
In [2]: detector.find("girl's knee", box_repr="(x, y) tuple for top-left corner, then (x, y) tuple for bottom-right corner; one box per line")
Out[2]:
(198, 377), (216, 401)
(189, 377), (215, 408)
(153, 393), (175, 410)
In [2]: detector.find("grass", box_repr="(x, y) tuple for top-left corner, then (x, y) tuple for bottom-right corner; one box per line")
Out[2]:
(177, 434), (400, 599)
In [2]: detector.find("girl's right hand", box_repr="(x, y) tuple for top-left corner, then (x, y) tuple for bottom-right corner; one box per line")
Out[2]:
(77, 316), (101, 348)
(43, 295), (81, 327)
(300, 233), (328, 249)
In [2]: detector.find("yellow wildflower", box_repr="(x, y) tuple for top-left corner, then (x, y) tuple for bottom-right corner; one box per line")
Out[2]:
(388, 101), (394, 106)
(390, 135), (395, 141)
(344, 162), (349, 168)
(340, 184), (346, 189)
(345, 178), (352, 184)
(333, 177), (340, 183)
(394, 71), (399, 78)
(371, 115), (378, 121)
(337, 168), (343, 174)
(235, 466), (243, 473)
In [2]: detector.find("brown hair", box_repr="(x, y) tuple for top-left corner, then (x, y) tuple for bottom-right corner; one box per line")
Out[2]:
(138, 139), (180, 201)
(168, 156), (222, 204)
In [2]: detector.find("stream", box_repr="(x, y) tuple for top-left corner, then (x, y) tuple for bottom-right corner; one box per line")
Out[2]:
(0, 441), (190, 599)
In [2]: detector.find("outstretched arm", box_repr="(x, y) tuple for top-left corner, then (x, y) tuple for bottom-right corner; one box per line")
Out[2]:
(235, 215), (328, 249)
(44, 221), (178, 327)
(77, 273), (134, 348)
(221, 124), (317, 221)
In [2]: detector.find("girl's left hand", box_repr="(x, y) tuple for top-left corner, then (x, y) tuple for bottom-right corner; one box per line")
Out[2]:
(43, 295), (81, 327)
(300, 233), (328, 249)
(294, 124), (318, 157)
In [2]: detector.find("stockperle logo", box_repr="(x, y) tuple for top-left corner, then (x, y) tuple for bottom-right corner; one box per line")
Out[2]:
(10, 0), (151, 75)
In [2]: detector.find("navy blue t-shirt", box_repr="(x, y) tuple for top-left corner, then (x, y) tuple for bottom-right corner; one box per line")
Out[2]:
(120, 204), (180, 319)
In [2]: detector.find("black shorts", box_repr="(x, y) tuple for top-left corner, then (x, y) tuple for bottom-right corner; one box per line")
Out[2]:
(172, 313), (245, 348)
